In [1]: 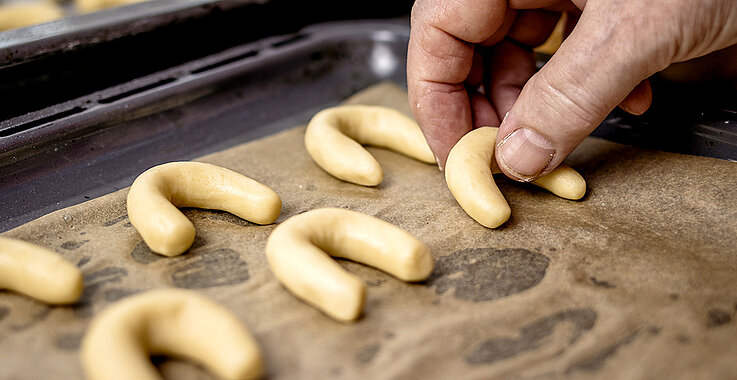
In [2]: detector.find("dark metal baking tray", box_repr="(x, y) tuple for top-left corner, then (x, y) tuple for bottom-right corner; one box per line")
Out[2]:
(593, 78), (737, 161)
(0, 0), (413, 122)
(1, 11), (734, 233)
(0, 17), (413, 231)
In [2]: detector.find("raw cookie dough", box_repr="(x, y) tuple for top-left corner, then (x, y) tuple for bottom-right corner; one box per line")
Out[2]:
(127, 161), (282, 257)
(304, 105), (436, 186)
(0, 237), (84, 304)
(445, 126), (586, 228)
(75, 0), (149, 13)
(265, 208), (433, 322)
(0, 238), (84, 304)
(81, 288), (264, 380)
(0, 3), (64, 31)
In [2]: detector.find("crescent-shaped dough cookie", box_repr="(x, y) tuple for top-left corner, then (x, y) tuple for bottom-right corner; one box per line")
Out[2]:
(265, 208), (433, 322)
(75, 0), (148, 13)
(304, 105), (436, 186)
(445, 127), (586, 228)
(127, 162), (281, 256)
(0, 3), (64, 31)
(0, 237), (84, 304)
(81, 289), (264, 380)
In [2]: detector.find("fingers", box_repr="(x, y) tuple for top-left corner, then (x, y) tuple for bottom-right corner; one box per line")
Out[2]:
(481, 10), (562, 126)
(481, 7), (518, 46)
(470, 92), (501, 128)
(485, 10), (560, 122)
(467, 51), (501, 127)
(445, 127), (586, 228)
(507, 9), (562, 47)
(407, 0), (508, 169)
(509, 0), (564, 9)
(487, 41), (538, 122)
(494, 1), (662, 181)
(618, 79), (652, 115)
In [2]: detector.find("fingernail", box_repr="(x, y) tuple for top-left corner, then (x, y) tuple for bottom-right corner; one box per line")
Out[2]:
(496, 128), (555, 181)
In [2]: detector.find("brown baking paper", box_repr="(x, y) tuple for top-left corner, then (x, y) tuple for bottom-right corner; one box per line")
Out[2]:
(1, 82), (736, 380)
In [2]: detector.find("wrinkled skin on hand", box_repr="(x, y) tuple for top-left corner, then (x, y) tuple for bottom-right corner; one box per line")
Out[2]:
(407, 0), (737, 180)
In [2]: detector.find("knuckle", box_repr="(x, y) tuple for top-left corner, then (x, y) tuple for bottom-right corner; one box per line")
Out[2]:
(533, 72), (610, 132)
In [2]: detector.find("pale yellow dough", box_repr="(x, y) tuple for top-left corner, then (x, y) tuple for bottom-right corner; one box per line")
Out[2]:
(265, 208), (433, 322)
(304, 105), (436, 186)
(75, 0), (149, 13)
(0, 3), (64, 31)
(0, 237), (83, 304)
(127, 161), (281, 257)
(81, 289), (264, 380)
(445, 127), (586, 228)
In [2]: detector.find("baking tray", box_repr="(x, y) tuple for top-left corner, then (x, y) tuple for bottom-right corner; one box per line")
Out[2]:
(592, 78), (737, 161)
(0, 0), (413, 121)
(1, 13), (735, 233)
(0, 17), (413, 231)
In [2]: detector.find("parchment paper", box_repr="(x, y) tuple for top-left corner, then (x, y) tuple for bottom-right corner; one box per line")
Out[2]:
(1, 82), (736, 380)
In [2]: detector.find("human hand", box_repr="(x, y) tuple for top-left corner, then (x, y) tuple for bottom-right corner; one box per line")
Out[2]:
(407, 0), (737, 180)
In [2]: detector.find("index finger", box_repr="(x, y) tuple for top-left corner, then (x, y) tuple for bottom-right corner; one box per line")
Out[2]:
(407, 0), (508, 168)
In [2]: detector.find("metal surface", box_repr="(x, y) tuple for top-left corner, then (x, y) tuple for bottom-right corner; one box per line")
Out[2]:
(593, 79), (737, 161)
(0, 18), (411, 231)
(0, 0), (413, 122)
(533, 53), (737, 162)
(0, 0), (255, 61)
(1, 12), (734, 232)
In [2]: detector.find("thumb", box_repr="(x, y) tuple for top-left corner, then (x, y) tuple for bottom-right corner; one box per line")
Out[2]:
(494, 4), (664, 182)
